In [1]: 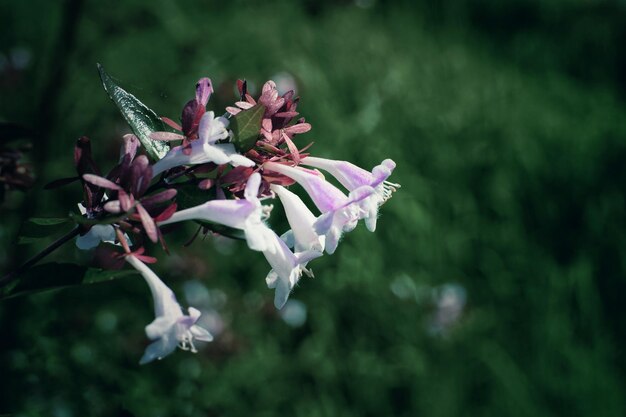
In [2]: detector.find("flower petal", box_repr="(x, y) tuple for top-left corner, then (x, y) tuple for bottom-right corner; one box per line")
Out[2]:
(226, 106), (242, 115)
(140, 189), (177, 207)
(280, 230), (295, 248)
(82, 174), (122, 191)
(284, 123), (311, 135)
(136, 203), (158, 243)
(149, 132), (186, 141)
(282, 132), (300, 164)
(244, 172), (261, 200)
(198, 111), (229, 144)
(121, 134), (140, 161)
(271, 271), (293, 310)
(263, 162), (348, 212)
(103, 200), (121, 213)
(244, 222), (273, 253)
(262, 231), (322, 309)
(153, 203), (178, 223)
(139, 338), (178, 365)
(161, 116), (182, 131)
(235, 101), (254, 110)
(272, 184), (324, 252)
(145, 316), (175, 340)
(196, 77), (213, 106)
(190, 325), (213, 342)
(76, 230), (101, 250)
(216, 143), (255, 167)
(187, 307), (201, 321)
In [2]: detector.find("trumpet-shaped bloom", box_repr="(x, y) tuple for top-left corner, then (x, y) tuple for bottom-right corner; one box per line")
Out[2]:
(262, 229), (323, 309)
(301, 157), (399, 232)
(158, 173), (274, 252)
(125, 255), (213, 365)
(152, 111), (254, 178)
(263, 162), (373, 254)
(271, 184), (325, 253)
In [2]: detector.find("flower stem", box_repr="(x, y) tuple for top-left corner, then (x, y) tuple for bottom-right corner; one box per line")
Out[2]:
(0, 227), (81, 287)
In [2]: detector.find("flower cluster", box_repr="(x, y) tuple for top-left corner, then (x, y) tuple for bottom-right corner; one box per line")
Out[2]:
(68, 135), (178, 251)
(63, 76), (399, 364)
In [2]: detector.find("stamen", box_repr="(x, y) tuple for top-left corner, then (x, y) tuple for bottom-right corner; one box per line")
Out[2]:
(378, 181), (400, 203)
(188, 335), (197, 353)
(303, 267), (315, 278)
(261, 204), (273, 221)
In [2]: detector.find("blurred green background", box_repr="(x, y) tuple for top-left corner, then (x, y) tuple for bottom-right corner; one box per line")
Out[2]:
(2, 0), (626, 416)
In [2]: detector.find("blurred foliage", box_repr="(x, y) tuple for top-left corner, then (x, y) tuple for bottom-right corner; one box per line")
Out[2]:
(2, 0), (626, 416)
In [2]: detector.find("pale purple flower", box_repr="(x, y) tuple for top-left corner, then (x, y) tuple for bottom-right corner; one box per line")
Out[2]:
(262, 228), (323, 309)
(301, 157), (399, 232)
(263, 162), (374, 254)
(158, 173), (274, 252)
(125, 255), (213, 365)
(152, 111), (254, 178)
(271, 184), (325, 253)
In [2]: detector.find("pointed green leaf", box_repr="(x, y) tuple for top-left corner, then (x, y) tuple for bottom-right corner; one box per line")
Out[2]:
(18, 236), (57, 245)
(18, 217), (73, 244)
(174, 184), (246, 240)
(0, 262), (137, 300)
(230, 103), (265, 152)
(27, 217), (71, 226)
(83, 268), (139, 285)
(97, 64), (169, 160)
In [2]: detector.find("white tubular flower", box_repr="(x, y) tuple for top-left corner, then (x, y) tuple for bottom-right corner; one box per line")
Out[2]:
(263, 162), (373, 254)
(301, 157), (399, 232)
(125, 255), (213, 365)
(158, 173), (274, 252)
(152, 111), (254, 178)
(263, 229), (323, 310)
(271, 184), (325, 253)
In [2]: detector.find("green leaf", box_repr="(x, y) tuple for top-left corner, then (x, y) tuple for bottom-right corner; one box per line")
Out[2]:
(19, 217), (73, 244)
(83, 268), (138, 285)
(97, 64), (169, 160)
(230, 103), (265, 152)
(27, 217), (72, 226)
(0, 262), (137, 300)
(174, 183), (246, 240)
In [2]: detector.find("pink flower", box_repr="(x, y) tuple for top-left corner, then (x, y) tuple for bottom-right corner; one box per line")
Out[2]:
(263, 162), (374, 254)
(151, 111), (253, 178)
(262, 228), (323, 309)
(271, 184), (325, 253)
(158, 173), (274, 252)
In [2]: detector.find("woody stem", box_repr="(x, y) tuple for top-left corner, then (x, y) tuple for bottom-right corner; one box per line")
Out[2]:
(0, 227), (81, 287)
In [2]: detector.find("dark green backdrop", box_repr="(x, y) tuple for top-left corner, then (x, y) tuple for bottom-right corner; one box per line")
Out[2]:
(1, 0), (626, 416)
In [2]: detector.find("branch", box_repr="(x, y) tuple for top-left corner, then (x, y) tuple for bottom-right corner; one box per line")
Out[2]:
(0, 227), (81, 287)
